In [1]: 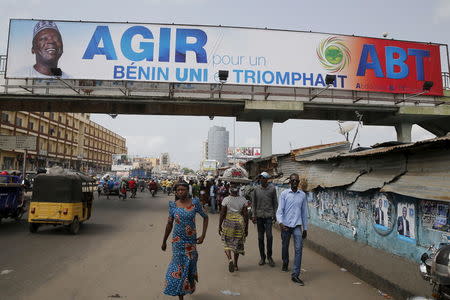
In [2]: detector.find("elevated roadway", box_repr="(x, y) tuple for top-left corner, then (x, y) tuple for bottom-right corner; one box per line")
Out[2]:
(1, 56), (450, 155)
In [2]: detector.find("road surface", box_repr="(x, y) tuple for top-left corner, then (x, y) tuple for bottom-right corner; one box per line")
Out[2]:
(0, 191), (387, 300)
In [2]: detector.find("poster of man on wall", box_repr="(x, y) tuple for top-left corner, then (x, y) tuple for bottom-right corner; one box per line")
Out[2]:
(372, 193), (393, 234)
(397, 203), (416, 241)
(373, 195), (387, 228)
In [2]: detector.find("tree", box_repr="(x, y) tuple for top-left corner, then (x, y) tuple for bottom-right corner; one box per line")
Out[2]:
(181, 167), (194, 175)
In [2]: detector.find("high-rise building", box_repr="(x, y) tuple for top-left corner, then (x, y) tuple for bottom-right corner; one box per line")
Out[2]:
(207, 126), (229, 167)
(160, 152), (170, 167)
(202, 141), (208, 160)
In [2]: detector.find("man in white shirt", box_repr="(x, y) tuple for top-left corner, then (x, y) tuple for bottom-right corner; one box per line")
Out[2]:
(28, 20), (70, 78)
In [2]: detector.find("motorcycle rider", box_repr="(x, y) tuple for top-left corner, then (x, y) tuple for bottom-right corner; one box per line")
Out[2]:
(149, 179), (158, 197)
(128, 178), (137, 198)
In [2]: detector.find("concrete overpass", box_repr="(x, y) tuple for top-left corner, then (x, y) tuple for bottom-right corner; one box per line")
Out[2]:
(1, 55), (449, 156)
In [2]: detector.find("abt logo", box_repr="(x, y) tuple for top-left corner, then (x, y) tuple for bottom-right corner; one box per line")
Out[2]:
(357, 44), (430, 80)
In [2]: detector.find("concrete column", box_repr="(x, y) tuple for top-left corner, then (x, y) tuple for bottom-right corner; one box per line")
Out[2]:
(395, 123), (413, 143)
(259, 119), (273, 157)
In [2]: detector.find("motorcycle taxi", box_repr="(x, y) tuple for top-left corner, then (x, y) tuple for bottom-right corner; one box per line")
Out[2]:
(28, 173), (96, 234)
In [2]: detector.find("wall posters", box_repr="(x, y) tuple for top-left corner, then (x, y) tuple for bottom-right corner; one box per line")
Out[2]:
(316, 190), (357, 229)
(6, 19), (444, 95)
(397, 202), (416, 242)
(422, 200), (449, 232)
(372, 193), (394, 233)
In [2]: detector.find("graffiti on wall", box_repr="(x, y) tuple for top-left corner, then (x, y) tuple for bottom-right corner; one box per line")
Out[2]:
(372, 193), (394, 235)
(316, 190), (357, 228)
(422, 200), (449, 232)
(397, 202), (416, 242)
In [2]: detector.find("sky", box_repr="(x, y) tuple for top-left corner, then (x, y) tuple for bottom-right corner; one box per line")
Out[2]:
(1, 0), (449, 169)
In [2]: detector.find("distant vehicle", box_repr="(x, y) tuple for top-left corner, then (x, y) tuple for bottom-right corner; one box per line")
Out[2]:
(98, 176), (120, 196)
(28, 173), (96, 234)
(0, 175), (26, 223)
(129, 168), (152, 179)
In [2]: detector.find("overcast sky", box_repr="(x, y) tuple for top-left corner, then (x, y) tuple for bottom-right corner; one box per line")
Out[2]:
(1, 0), (448, 169)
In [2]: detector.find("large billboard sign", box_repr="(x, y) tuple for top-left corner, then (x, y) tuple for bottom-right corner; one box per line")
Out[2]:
(228, 147), (261, 158)
(6, 19), (444, 95)
(111, 154), (132, 171)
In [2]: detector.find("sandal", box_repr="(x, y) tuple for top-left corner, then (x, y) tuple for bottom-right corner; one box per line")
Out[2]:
(228, 260), (235, 273)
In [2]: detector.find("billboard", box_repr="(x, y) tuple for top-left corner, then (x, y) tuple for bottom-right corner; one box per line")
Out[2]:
(6, 19), (444, 95)
(201, 159), (219, 172)
(228, 147), (261, 158)
(0, 135), (37, 151)
(111, 154), (132, 171)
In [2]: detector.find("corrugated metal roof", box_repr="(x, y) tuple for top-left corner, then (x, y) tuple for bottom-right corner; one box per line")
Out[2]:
(348, 154), (407, 192)
(247, 135), (450, 201)
(291, 141), (350, 159)
(296, 135), (450, 162)
(381, 150), (450, 201)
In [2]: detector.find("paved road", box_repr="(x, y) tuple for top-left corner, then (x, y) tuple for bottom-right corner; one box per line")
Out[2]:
(1, 192), (386, 300)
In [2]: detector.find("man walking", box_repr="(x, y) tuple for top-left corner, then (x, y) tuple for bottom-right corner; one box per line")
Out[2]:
(276, 173), (308, 286)
(252, 172), (278, 267)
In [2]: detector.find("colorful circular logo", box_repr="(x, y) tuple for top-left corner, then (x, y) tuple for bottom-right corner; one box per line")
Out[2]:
(317, 36), (350, 73)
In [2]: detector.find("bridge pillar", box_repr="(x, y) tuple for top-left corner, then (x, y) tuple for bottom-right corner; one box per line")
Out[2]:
(259, 119), (273, 157)
(395, 122), (412, 143)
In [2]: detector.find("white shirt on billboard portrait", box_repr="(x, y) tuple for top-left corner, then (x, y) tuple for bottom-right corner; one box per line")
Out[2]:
(16, 66), (71, 79)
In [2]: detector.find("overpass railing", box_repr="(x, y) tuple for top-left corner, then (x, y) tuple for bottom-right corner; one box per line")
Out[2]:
(0, 54), (449, 107)
(443, 72), (450, 90)
(0, 55), (6, 75)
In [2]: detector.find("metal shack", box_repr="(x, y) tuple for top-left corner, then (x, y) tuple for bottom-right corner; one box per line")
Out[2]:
(245, 136), (450, 297)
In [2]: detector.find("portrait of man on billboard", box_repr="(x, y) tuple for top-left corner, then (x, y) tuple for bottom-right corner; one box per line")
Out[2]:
(28, 20), (70, 78)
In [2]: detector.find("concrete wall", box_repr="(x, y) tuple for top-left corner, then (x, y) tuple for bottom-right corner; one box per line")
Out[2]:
(275, 185), (450, 263)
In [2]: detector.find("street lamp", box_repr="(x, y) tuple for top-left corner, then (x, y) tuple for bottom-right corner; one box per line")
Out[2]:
(218, 70), (229, 98)
(218, 70), (229, 84)
(309, 74), (337, 101)
(396, 81), (434, 104)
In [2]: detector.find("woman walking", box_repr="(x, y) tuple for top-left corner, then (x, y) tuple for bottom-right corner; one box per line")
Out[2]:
(218, 166), (251, 273)
(161, 182), (209, 299)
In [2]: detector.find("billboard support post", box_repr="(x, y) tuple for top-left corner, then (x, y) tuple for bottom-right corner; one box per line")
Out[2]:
(446, 44), (450, 74)
(22, 149), (26, 179)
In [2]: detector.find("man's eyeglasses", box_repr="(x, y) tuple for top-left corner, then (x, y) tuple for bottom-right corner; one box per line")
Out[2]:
(290, 179), (299, 183)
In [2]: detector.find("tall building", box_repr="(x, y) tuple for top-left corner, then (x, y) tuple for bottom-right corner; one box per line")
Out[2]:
(160, 152), (170, 167)
(207, 126), (229, 167)
(0, 111), (127, 173)
(202, 141), (208, 160)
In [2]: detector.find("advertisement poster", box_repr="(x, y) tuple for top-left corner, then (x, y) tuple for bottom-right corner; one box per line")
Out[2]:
(372, 193), (393, 232)
(111, 154), (133, 171)
(422, 200), (449, 232)
(397, 202), (416, 242)
(6, 19), (444, 95)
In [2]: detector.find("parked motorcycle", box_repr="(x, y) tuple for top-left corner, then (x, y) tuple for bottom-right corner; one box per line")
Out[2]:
(419, 243), (450, 299)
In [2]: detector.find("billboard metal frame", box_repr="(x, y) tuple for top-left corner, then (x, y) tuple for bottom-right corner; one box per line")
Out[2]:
(4, 19), (448, 96)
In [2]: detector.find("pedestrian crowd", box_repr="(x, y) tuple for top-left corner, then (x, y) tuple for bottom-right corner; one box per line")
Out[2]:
(161, 170), (309, 300)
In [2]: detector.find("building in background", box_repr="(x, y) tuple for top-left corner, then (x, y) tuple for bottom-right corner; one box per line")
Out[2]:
(207, 126), (229, 167)
(202, 141), (208, 160)
(160, 152), (170, 168)
(0, 111), (127, 173)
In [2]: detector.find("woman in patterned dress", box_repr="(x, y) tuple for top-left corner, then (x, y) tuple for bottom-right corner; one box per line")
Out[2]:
(161, 182), (209, 299)
(219, 182), (249, 272)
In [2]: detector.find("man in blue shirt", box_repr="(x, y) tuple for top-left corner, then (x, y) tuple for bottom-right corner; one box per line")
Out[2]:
(276, 173), (308, 286)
